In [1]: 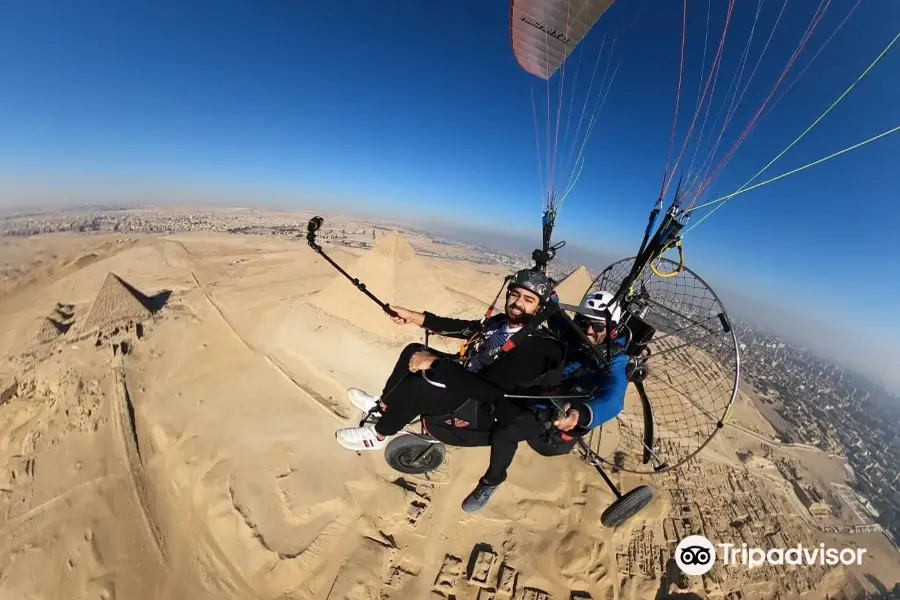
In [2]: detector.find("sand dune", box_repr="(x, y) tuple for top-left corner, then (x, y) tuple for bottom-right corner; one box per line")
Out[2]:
(0, 230), (893, 600)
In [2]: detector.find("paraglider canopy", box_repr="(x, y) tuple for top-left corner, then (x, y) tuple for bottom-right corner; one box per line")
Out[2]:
(510, 0), (614, 80)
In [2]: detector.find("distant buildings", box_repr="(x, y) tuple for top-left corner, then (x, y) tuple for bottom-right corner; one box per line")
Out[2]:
(733, 320), (900, 541)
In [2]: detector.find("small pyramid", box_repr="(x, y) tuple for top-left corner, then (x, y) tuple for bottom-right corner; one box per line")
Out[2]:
(78, 273), (153, 334)
(309, 232), (462, 340)
(35, 317), (67, 343)
(553, 265), (594, 306)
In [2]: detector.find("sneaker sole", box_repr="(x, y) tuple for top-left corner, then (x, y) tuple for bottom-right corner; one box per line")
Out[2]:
(335, 434), (385, 452)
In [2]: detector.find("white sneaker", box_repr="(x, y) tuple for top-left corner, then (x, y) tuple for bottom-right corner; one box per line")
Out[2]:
(335, 424), (391, 451)
(348, 388), (381, 413)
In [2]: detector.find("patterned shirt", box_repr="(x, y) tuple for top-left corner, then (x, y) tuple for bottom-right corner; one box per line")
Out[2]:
(465, 321), (523, 373)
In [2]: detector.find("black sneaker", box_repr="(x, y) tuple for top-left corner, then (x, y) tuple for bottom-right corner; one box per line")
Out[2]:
(461, 482), (499, 512)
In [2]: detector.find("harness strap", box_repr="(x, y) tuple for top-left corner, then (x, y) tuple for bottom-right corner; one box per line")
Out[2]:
(499, 313), (548, 354)
(459, 313), (508, 367)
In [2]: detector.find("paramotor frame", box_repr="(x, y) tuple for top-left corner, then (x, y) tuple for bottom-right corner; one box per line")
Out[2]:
(580, 255), (741, 475)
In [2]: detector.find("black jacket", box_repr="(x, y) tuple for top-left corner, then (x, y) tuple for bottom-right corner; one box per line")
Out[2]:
(421, 311), (565, 401)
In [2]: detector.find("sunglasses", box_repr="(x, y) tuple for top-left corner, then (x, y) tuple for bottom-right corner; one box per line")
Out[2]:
(574, 314), (607, 332)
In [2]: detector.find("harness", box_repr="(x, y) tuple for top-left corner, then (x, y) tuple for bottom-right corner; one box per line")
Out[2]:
(459, 313), (562, 383)
(528, 338), (634, 452)
(434, 294), (654, 452)
(431, 313), (567, 433)
(457, 313), (507, 368)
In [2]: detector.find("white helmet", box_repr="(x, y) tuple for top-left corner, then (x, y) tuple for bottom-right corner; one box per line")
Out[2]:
(580, 291), (622, 324)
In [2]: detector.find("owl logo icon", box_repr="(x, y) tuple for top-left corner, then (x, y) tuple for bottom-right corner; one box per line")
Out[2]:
(675, 535), (716, 576)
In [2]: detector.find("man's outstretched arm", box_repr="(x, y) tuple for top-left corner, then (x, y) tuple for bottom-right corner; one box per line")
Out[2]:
(421, 312), (484, 340)
(388, 306), (483, 340)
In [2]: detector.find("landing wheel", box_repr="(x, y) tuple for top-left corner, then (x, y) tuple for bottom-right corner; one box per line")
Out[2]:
(600, 485), (654, 528)
(384, 435), (446, 475)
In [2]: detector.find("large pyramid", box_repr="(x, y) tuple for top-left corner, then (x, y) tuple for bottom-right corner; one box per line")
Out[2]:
(309, 232), (463, 340)
(553, 265), (594, 306)
(78, 273), (153, 335)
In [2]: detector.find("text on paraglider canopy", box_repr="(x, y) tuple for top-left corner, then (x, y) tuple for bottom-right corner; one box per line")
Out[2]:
(520, 15), (570, 44)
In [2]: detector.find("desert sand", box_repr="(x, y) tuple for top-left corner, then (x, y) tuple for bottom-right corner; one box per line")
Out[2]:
(0, 229), (896, 600)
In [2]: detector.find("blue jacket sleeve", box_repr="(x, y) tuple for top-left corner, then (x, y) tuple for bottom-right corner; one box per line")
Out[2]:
(580, 352), (629, 429)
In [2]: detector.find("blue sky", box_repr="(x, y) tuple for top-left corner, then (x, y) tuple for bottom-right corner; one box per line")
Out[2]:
(0, 1), (898, 388)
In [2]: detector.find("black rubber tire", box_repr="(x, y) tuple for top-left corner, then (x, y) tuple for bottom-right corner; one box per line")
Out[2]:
(384, 435), (446, 475)
(600, 485), (654, 528)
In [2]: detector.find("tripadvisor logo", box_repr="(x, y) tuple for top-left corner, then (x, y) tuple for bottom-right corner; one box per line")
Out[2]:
(675, 535), (868, 575)
(675, 535), (717, 576)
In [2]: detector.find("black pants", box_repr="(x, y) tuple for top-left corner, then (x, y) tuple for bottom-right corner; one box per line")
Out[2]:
(424, 406), (544, 487)
(375, 344), (546, 487)
(424, 416), (492, 447)
(481, 400), (546, 486)
(374, 344), (468, 437)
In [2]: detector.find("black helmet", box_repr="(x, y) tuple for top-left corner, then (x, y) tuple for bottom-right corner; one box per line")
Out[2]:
(508, 268), (552, 304)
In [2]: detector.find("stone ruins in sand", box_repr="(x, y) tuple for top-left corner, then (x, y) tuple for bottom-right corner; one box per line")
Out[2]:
(309, 231), (464, 340)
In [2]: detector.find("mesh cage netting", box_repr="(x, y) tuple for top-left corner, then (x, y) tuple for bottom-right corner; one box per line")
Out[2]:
(581, 256), (740, 474)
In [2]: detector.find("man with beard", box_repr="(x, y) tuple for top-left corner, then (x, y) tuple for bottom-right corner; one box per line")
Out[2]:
(458, 290), (630, 512)
(334, 268), (563, 458)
